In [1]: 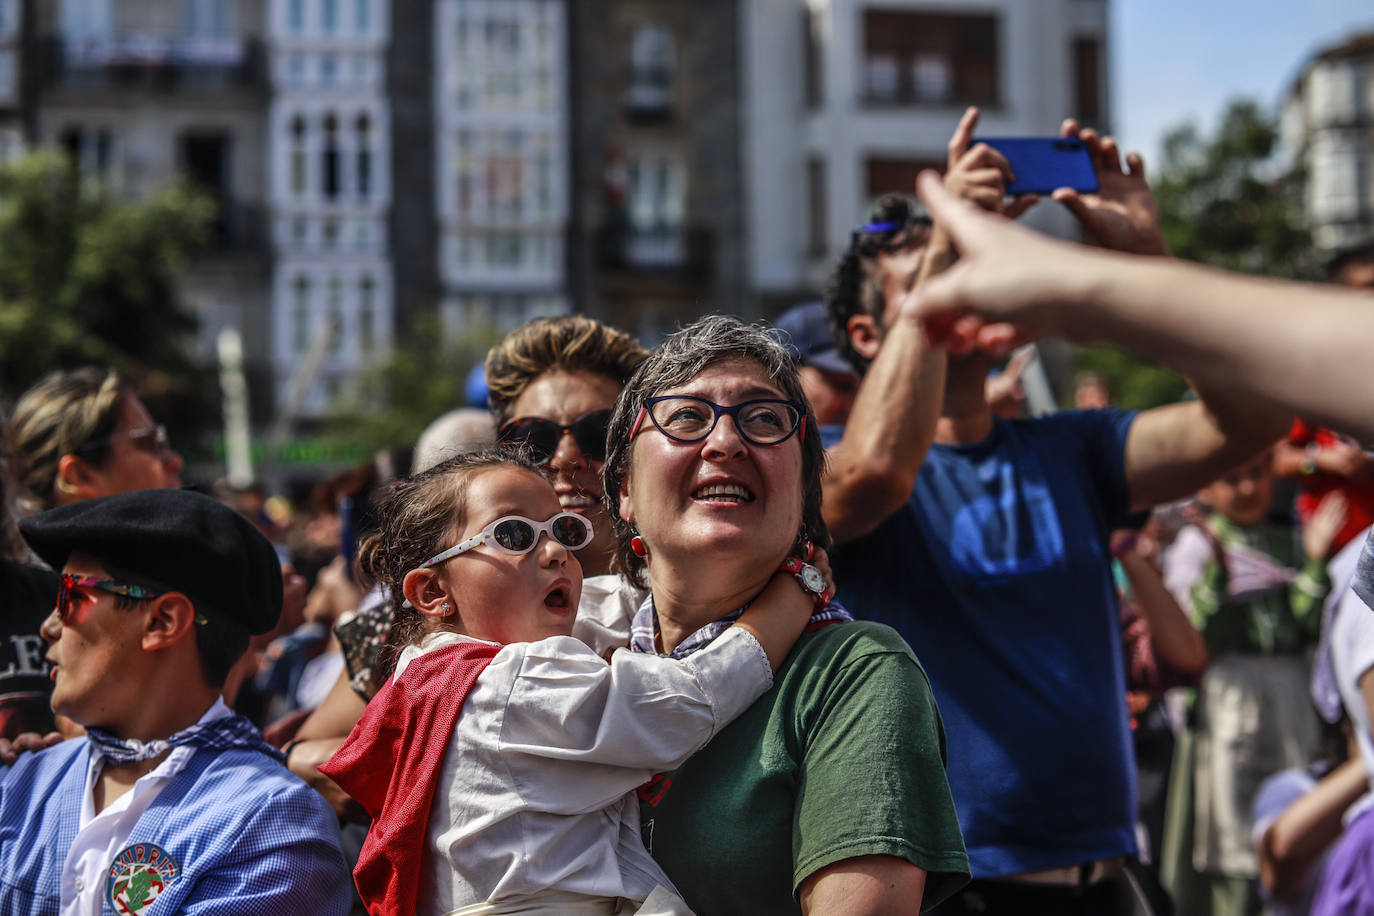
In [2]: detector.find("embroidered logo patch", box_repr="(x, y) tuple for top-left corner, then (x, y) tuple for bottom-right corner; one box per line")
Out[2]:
(105, 843), (179, 915)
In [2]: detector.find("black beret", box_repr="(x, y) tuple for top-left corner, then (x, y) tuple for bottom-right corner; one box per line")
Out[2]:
(19, 489), (283, 635)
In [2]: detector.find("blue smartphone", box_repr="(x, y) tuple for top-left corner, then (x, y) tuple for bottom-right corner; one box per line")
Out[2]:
(975, 137), (1098, 196)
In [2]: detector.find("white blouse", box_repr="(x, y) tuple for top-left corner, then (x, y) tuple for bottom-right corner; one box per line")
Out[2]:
(394, 625), (772, 913)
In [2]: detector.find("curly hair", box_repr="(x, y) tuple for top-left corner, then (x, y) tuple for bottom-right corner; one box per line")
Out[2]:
(484, 316), (648, 427)
(358, 448), (547, 687)
(602, 315), (830, 590)
(9, 368), (131, 509)
(823, 194), (933, 374)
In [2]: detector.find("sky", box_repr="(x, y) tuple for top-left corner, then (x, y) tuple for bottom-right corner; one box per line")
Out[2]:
(1112, 0), (1374, 166)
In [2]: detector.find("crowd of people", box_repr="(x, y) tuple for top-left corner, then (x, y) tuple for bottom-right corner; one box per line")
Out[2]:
(1, 105), (1373, 916)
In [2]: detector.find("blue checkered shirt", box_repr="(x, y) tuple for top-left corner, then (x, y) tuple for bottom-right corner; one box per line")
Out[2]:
(0, 737), (351, 915)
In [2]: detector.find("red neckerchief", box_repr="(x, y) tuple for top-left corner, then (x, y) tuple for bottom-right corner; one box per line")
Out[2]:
(320, 639), (501, 916)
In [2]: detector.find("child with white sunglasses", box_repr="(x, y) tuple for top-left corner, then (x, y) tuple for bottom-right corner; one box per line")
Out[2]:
(321, 450), (822, 916)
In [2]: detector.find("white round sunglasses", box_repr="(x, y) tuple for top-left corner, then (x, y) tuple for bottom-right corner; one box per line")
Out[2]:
(419, 512), (594, 568)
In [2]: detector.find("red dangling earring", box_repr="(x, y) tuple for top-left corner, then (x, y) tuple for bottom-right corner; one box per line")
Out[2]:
(630, 536), (647, 557)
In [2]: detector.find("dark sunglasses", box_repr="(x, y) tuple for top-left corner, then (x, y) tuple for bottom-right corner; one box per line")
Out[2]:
(497, 409), (611, 464)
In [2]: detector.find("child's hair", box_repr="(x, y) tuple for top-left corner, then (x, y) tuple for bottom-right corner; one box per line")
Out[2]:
(358, 448), (547, 687)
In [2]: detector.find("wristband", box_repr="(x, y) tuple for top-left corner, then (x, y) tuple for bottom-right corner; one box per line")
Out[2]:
(779, 557), (830, 610)
(281, 738), (307, 766)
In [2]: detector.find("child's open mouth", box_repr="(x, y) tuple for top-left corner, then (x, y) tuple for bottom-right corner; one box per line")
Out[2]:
(544, 583), (571, 610)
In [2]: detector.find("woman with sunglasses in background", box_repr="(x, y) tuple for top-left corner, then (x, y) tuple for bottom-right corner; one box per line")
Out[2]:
(320, 448), (819, 915)
(9, 367), (183, 511)
(602, 315), (970, 914)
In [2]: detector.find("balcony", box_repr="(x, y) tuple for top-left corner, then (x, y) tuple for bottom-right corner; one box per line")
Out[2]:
(41, 34), (264, 93)
(598, 223), (713, 288)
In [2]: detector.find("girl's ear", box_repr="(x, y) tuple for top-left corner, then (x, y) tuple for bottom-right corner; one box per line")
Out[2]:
(402, 568), (455, 620)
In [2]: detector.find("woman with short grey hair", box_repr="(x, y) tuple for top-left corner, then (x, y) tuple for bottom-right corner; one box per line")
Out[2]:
(602, 314), (970, 914)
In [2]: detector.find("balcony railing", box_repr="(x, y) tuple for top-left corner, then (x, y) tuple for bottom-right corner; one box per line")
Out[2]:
(41, 35), (264, 92)
(598, 224), (713, 285)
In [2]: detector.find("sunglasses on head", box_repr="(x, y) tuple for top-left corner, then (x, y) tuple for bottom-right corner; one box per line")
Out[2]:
(497, 410), (611, 465)
(420, 511), (595, 568)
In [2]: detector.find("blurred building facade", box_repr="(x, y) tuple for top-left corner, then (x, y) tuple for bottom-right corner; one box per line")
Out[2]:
(742, 0), (1110, 311)
(266, 0), (393, 417)
(433, 0), (570, 340)
(1282, 31), (1374, 254)
(32, 0), (275, 411)
(13, 0), (1112, 424)
(567, 0), (749, 341)
(0, 0), (23, 160)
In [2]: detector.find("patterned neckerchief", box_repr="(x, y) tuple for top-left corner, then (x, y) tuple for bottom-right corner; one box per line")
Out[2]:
(628, 593), (853, 659)
(87, 714), (284, 766)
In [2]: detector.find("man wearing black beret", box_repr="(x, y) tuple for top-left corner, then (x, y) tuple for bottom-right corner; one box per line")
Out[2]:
(0, 489), (351, 915)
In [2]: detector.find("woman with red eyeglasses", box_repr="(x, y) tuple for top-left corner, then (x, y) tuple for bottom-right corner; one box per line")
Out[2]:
(9, 367), (184, 511)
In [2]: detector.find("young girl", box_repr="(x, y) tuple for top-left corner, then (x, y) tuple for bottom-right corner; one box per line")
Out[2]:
(320, 450), (824, 916)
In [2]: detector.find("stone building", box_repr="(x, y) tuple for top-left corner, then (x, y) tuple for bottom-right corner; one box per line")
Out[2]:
(567, 0), (748, 341)
(742, 0), (1110, 311)
(1282, 30), (1374, 254)
(32, 0), (274, 408)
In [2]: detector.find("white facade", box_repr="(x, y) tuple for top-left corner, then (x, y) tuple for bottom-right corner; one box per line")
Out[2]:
(742, 0), (1108, 294)
(268, 0), (393, 416)
(434, 0), (569, 336)
(0, 0), (21, 162)
(1281, 35), (1374, 253)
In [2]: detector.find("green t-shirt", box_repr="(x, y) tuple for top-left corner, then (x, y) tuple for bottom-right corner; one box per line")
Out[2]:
(639, 621), (969, 913)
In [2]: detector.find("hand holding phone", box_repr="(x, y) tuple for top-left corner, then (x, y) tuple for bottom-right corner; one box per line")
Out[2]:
(974, 137), (1098, 196)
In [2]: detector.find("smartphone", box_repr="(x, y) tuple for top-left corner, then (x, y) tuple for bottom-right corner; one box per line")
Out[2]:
(975, 137), (1098, 196)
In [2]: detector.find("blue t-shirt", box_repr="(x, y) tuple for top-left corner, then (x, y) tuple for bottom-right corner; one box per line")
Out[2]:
(824, 409), (1140, 877)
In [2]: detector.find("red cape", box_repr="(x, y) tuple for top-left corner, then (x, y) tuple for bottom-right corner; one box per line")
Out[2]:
(320, 639), (500, 916)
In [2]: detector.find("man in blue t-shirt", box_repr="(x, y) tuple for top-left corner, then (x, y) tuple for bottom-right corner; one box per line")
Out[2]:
(819, 109), (1290, 914)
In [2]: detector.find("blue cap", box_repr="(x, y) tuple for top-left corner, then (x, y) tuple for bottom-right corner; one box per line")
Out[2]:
(771, 302), (853, 376)
(465, 363), (488, 408)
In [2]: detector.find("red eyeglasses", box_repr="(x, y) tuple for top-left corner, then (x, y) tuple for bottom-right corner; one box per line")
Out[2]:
(56, 574), (162, 624)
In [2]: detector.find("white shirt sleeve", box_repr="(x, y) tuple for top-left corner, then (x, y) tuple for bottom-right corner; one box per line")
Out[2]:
(1163, 525), (1212, 615)
(496, 627), (772, 813)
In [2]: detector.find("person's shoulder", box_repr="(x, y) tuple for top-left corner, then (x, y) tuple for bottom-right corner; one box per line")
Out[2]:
(1017, 406), (1137, 439)
(193, 748), (343, 826)
(794, 619), (919, 666)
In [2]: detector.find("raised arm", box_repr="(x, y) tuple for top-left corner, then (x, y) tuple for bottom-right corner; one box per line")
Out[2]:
(907, 172), (1374, 443)
(823, 107), (1028, 543)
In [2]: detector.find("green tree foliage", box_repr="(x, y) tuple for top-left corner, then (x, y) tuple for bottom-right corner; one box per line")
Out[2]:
(0, 151), (216, 424)
(1075, 98), (1317, 407)
(326, 311), (503, 453)
(1153, 98), (1318, 279)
